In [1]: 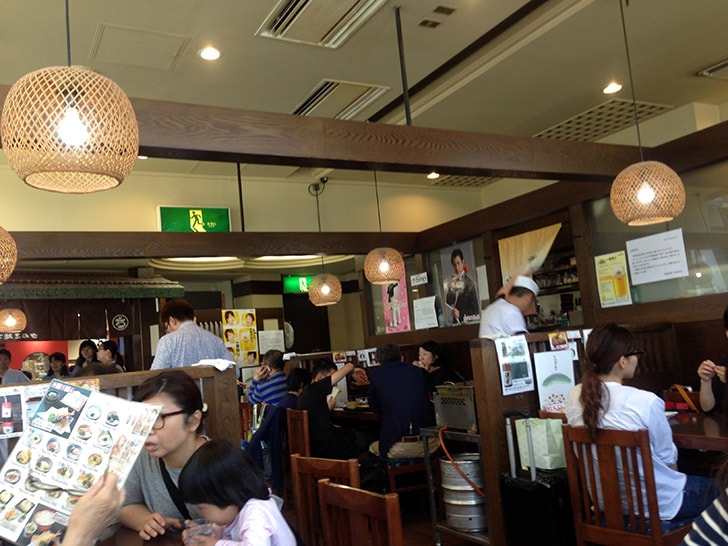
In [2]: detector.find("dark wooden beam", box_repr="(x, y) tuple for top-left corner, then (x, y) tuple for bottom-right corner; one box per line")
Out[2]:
(10, 231), (419, 260)
(0, 85), (641, 181)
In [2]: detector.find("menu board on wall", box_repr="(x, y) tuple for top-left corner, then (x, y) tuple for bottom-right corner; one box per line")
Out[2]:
(221, 309), (258, 365)
(595, 251), (632, 308)
(494, 335), (535, 396)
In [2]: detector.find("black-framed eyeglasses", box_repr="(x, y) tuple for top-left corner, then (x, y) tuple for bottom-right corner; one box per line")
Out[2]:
(624, 349), (644, 359)
(152, 410), (186, 430)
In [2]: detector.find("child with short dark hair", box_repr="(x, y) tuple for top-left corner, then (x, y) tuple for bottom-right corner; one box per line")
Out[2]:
(178, 439), (296, 545)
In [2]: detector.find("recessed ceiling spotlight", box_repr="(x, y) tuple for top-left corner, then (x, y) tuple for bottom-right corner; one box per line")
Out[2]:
(198, 46), (221, 61)
(603, 81), (622, 94)
(427, 171), (440, 180)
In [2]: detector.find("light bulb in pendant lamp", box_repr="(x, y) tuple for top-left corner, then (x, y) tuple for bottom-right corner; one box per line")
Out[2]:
(0, 227), (17, 284)
(610, 161), (685, 226)
(0, 66), (139, 193)
(308, 273), (342, 306)
(364, 247), (405, 285)
(0, 309), (26, 334)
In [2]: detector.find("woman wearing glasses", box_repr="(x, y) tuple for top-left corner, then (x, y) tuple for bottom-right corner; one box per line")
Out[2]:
(119, 370), (207, 540)
(566, 323), (717, 526)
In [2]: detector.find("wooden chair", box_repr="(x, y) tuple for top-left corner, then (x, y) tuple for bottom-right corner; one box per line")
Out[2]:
(562, 425), (692, 546)
(318, 479), (403, 546)
(286, 408), (311, 457)
(383, 460), (428, 495)
(538, 409), (568, 422)
(290, 454), (360, 546)
(239, 402), (254, 441)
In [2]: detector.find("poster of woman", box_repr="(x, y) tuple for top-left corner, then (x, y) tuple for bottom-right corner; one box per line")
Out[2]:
(381, 271), (411, 334)
(440, 242), (481, 326)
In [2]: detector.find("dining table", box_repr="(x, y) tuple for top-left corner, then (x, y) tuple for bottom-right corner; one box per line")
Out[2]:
(98, 525), (183, 546)
(669, 412), (728, 451)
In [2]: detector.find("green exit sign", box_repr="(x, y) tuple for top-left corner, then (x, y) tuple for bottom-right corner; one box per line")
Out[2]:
(283, 276), (314, 294)
(159, 207), (231, 232)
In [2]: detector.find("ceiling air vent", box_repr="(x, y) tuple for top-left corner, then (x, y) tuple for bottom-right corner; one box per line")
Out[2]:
(257, 0), (387, 49)
(429, 175), (501, 189)
(292, 79), (388, 120)
(534, 98), (671, 142)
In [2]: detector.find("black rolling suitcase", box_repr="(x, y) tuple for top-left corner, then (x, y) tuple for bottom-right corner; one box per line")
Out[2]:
(500, 410), (575, 546)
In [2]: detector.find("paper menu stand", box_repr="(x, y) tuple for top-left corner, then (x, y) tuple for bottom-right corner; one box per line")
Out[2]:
(0, 379), (161, 546)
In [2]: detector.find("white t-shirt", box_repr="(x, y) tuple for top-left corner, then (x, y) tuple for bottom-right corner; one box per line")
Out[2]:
(478, 298), (526, 337)
(566, 381), (686, 520)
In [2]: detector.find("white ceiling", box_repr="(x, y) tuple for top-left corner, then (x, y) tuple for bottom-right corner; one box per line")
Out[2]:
(2, 0), (728, 279)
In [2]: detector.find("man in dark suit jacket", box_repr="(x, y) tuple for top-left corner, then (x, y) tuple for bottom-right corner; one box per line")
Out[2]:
(367, 344), (438, 458)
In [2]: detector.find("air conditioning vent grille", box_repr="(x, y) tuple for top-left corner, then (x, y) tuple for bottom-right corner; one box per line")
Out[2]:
(257, 0), (387, 49)
(534, 98), (671, 142)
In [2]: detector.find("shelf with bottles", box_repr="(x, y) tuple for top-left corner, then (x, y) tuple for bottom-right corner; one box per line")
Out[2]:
(534, 252), (579, 293)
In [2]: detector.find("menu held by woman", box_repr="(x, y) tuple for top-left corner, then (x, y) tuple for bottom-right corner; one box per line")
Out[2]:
(0, 379), (161, 546)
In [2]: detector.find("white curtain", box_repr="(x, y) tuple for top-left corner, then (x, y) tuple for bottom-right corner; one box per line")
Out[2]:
(498, 223), (562, 283)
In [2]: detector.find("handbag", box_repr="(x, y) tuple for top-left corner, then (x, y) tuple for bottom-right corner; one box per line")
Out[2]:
(515, 417), (566, 470)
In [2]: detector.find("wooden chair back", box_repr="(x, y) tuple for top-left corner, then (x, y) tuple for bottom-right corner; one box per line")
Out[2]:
(290, 454), (360, 546)
(286, 408), (311, 457)
(240, 402), (254, 441)
(318, 479), (403, 546)
(562, 425), (691, 546)
(538, 409), (568, 422)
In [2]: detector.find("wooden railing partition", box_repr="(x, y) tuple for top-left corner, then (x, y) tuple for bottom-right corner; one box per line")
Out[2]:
(2, 366), (241, 445)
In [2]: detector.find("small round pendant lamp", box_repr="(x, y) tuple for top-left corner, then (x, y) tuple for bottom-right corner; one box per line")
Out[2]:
(307, 180), (342, 306)
(308, 273), (343, 306)
(609, 0), (685, 226)
(610, 161), (685, 226)
(1, 65), (139, 193)
(0, 227), (18, 284)
(0, 309), (26, 334)
(364, 247), (405, 285)
(364, 171), (405, 285)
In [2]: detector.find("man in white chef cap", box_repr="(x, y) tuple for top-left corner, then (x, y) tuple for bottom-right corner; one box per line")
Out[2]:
(478, 275), (539, 337)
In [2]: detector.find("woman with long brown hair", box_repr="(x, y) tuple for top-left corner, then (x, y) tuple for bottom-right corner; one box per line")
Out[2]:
(566, 323), (716, 526)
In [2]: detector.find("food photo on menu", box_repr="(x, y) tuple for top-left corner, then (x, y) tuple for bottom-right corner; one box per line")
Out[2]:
(0, 380), (162, 546)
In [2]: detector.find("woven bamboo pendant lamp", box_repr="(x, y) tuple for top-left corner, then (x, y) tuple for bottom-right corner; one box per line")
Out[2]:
(0, 309), (27, 334)
(610, 161), (685, 226)
(309, 273), (343, 306)
(364, 171), (404, 285)
(0, 228), (18, 284)
(307, 179), (342, 306)
(609, 0), (685, 226)
(0, 0), (138, 193)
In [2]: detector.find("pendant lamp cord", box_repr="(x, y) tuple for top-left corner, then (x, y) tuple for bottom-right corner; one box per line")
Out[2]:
(618, 0), (644, 161)
(374, 170), (383, 233)
(65, 0), (72, 66)
(395, 6), (412, 127)
(311, 183), (326, 273)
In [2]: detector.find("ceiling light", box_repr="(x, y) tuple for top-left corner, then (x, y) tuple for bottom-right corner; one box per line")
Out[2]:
(0, 227), (17, 283)
(427, 171), (440, 180)
(0, 1), (138, 193)
(603, 81), (622, 94)
(307, 180), (341, 306)
(198, 46), (221, 61)
(0, 309), (26, 334)
(364, 171), (405, 285)
(138, 155), (148, 160)
(609, 1), (685, 226)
